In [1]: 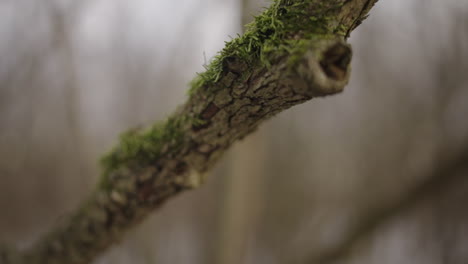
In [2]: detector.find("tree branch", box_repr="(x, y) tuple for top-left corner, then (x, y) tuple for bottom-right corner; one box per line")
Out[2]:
(4, 1), (378, 263)
(309, 146), (468, 263)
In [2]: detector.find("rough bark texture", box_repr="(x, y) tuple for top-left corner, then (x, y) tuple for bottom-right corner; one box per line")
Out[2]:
(1, 1), (378, 263)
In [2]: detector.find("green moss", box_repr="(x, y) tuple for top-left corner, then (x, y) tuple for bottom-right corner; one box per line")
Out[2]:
(187, 0), (347, 96)
(98, 115), (203, 189)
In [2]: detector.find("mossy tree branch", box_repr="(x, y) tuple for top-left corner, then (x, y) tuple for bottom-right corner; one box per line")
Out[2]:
(3, 1), (378, 263)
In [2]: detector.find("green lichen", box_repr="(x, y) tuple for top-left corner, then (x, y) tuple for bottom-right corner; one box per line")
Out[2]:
(188, 0), (347, 96)
(99, 115), (204, 189)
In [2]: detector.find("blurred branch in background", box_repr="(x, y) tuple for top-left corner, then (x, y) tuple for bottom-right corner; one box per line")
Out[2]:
(0, 0), (93, 241)
(214, 0), (269, 263)
(305, 6), (468, 263)
(310, 145), (468, 264)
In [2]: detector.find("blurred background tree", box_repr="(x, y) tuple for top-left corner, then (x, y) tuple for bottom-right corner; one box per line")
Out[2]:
(0, 0), (467, 263)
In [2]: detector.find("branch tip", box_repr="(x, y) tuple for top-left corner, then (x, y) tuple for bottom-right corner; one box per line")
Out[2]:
(320, 42), (352, 81)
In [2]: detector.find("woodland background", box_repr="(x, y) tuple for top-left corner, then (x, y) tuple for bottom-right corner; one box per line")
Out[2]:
(1, 0), (468, 263)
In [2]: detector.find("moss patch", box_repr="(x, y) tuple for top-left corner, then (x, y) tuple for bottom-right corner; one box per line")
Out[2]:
(188, 0), (347, 96)
(99, 115), (204, 189)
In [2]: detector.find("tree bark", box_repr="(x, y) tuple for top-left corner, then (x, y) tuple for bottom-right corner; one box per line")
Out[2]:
(1, 1), (379, 263)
